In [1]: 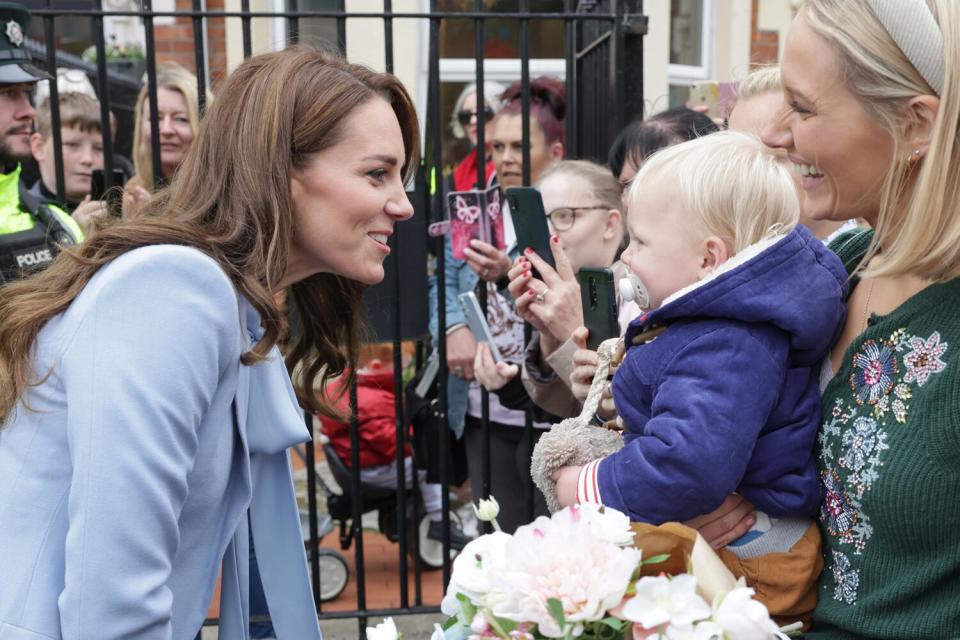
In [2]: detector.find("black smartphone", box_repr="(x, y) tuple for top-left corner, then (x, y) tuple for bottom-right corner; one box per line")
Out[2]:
(505, 187), (555, 277)
(578, 267), (619, 351)
(90, 169), (127, 217)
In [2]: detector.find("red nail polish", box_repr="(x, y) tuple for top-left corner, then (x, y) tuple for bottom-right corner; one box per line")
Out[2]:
(524, 247), (533, 255)
(551, 235), (559, 243)
(528, 290), (536, 296)
(524, 270), (531, 278)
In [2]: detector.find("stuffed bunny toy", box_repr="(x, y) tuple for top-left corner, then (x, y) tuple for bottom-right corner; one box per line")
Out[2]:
(530, 337), (625, 512)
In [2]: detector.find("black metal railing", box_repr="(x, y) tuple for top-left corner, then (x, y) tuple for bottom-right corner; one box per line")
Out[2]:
(28, 1), (646, 636)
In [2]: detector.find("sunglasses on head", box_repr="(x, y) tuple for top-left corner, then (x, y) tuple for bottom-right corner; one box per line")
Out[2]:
(457, 107), (495, 127)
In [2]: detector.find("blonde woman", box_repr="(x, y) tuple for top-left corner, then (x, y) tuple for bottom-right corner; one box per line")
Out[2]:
(696, 1), (960, 636)
(125, 63), (208, 212)
(0, 46), (417, 639)
(726, 65), (855, 243)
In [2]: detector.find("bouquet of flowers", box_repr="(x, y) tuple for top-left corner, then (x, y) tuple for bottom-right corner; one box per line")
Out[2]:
(425, 498), (784, 640)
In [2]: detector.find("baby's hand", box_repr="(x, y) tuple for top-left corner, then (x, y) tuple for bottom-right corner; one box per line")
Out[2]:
(570, 327), (598, 403)
(550, 465), (582, 508)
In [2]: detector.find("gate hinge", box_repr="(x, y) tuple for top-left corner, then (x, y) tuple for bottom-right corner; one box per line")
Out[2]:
(622, 14), (648, 36)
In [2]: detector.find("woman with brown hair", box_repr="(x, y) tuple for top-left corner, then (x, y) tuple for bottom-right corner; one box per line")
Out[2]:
(0, 45), (418, 639)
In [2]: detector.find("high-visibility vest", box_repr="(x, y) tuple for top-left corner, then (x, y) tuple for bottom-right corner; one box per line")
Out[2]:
(0, 165), (83, 283)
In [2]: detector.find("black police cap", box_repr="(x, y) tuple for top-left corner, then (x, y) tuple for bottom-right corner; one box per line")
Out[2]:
(0, 2), (50, 84)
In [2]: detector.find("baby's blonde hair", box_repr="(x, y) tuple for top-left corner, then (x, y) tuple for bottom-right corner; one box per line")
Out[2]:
(627, 130), (800, 253)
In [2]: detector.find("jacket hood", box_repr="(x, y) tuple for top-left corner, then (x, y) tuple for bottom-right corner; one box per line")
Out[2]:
(355, 368), (396, 390)
(629, 225), (848, 366)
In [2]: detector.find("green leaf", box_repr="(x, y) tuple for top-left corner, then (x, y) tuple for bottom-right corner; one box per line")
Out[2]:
(547, 597), (566, 629)
(599, 617), (627, 630)
(455, 592), (477, 623)
(641, 553), (670, 565)
(486, 614), (516, 639)
(594, 622), (620, 640)
(495, 617), (518, 633)
(441, 615), (458, 631)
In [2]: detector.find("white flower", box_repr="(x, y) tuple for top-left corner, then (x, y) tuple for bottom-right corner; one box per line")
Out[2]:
(442, 531), (511, 615)
(431, 621), (471, 640)
(573, 502), (635, 547)
(711, 587), (779, 639)
(489, 506), (642, 638)
(431, 622), (471, 640)
(366, 617), (400, 640)
(621, 575), (712, 631)
(662, 620), (725, 639)
(474, 496), (500, 522)
(470, 612), (489, 634)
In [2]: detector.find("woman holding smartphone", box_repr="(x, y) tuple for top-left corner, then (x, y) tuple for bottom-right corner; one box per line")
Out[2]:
(477, 160), (627, 419)
(0, 46), (417, 639)
(430, 76), (565, 533)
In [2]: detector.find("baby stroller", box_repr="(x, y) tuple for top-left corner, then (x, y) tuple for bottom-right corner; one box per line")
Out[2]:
(319, 437), (466, 569)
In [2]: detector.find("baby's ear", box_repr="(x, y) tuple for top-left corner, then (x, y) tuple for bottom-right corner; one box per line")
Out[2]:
(698, 236), (729, 278)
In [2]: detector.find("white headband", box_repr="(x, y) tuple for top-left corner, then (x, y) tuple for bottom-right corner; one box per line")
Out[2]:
(866, 0), (944, 95)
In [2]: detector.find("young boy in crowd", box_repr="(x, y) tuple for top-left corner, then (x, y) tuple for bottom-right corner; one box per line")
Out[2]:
(551, 130), (848, 625)
(28, 92), (112, 228)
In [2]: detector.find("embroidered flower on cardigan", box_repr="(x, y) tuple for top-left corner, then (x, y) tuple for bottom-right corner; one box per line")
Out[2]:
(820, 328), (950, 607)
(902, 332), (948, 387)
(849, 339), (899, 405)
(830, 550), (860, 605)
(840, 416), (882, 473)
(821, 469), (860, 543)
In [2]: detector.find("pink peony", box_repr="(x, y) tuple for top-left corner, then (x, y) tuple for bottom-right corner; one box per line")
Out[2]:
(489, 508), (642, 638)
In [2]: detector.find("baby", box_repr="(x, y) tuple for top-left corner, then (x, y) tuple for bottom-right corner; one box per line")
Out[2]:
(548, 130), (848, 624)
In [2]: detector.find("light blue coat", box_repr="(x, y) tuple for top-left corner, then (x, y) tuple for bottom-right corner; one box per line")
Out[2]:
(0, 245), (322, 640)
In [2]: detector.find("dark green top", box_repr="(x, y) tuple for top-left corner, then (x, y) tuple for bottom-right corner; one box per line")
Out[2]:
(810, 230), (960, 639)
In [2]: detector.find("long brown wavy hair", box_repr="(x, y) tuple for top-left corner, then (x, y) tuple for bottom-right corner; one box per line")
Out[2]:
(0, 46), (420, 423)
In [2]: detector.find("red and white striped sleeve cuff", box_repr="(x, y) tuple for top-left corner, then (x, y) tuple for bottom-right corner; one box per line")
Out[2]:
(576, 459), (604, 505)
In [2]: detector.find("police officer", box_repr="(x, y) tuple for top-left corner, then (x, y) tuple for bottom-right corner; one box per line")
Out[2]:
(0, 2), (82, 284)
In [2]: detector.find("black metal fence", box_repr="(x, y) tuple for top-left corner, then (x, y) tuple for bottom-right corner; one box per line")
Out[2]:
(30, 1), (647, 636)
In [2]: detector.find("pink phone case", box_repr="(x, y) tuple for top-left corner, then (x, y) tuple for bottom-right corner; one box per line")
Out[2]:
(448, 186), (504, 260)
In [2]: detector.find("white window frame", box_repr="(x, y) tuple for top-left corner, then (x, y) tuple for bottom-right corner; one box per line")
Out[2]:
(438, 58), (566, 84)
(667, 0), (714, 85)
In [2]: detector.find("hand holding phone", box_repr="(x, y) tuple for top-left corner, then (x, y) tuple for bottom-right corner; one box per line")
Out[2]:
(506, 187), (555, 278)
(457, 292), (503, 364)
(578, 267), (619, 351)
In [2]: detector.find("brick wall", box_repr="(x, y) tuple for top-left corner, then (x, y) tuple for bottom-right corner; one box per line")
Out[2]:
(749, 0), (779, 66)
(152, 0), (228, 89)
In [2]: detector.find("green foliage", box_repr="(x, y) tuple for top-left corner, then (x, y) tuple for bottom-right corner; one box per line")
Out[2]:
(547, 597), (566, 630)
(642, 554), (670, 566)
(456, 592), (478, 624)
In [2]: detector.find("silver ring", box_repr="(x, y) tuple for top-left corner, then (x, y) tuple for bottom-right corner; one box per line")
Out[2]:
(535, 288), (549, 304)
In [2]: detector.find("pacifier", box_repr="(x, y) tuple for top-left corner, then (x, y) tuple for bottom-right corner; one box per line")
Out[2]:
(618, 270), (650, 310)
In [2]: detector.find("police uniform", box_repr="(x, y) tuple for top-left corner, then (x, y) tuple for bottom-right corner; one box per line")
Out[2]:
(0, 3), (83, 284)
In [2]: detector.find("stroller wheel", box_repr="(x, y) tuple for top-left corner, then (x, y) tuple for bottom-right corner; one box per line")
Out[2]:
(415, 512), (462, 569)
(317, 548), (350, 602)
